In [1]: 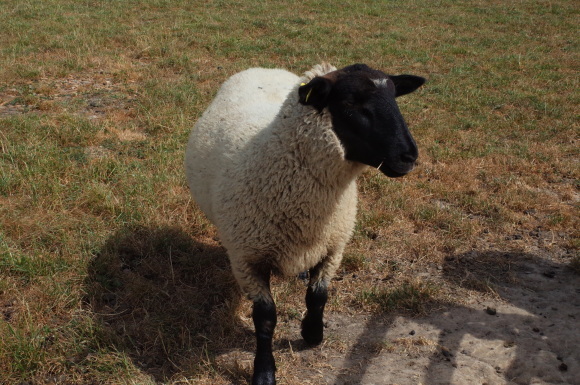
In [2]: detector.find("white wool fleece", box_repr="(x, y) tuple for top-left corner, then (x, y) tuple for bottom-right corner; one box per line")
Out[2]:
(185, 64), (367, 302)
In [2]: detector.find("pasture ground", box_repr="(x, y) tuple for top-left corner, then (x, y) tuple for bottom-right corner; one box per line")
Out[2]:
(0, 0), (578, 384)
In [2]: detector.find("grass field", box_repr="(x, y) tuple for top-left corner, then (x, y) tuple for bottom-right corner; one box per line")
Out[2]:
(0, 0), (578, 384)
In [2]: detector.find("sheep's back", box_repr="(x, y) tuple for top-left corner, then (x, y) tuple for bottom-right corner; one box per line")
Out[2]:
(185, 68), (300, 222)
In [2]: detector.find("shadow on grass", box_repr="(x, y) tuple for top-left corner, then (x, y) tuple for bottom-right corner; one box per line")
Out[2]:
(84, 225), (251, 383)
(333, 251), (580, 385)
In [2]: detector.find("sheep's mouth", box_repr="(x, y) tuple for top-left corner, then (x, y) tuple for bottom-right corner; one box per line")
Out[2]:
(378, 162), (415, 178)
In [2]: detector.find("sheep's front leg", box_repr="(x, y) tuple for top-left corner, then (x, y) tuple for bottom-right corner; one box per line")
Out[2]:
(252, 297), (277, 385)
(301, 261), (330, 345)
(234, 261), (277, 385)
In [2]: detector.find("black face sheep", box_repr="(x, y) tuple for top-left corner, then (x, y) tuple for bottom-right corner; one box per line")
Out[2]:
(185, 63), (425, 385)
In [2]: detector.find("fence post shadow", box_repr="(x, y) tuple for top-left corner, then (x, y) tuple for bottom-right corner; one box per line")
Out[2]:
(423, 250), (579, 385)
(331, 251), (579, 385)
(331, 312), (395, 385)
(84, 225), (251, 383)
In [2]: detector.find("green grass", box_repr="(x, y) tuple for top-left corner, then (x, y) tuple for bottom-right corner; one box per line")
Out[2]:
(0, 0), (578, 383)
(360, 280), (440, 315)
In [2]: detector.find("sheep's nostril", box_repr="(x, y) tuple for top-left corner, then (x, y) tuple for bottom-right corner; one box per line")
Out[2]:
(400, 152), (417, 164)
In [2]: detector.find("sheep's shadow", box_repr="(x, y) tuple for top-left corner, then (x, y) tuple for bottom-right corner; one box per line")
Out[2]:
(84, 225), (251, 383)
(332, 251), (580, 385)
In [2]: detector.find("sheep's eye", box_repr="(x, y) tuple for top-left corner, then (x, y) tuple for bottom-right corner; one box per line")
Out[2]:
(354, 105), (372, 119)
(342, 100), (355, 109)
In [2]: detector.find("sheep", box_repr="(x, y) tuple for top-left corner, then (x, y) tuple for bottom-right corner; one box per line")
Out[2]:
(185, 63), (425, 385)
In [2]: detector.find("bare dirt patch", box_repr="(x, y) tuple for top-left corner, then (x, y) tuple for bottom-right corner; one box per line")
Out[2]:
(0, 71), (137, 120)
(211, 252), (579, 385)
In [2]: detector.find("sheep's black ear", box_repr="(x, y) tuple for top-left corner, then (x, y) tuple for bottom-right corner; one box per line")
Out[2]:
(299, 77), (333, 111)
(390, 75), (426, 97)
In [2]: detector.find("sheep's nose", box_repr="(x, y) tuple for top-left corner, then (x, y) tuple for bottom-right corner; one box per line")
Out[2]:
(400, 151), (417, 164)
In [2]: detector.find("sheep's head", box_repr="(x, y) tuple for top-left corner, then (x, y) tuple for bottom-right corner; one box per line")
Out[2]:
(298, 64), (425, 178)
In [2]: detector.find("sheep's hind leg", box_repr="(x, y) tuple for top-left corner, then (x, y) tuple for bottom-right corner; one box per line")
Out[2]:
(301, 261), (329, 345)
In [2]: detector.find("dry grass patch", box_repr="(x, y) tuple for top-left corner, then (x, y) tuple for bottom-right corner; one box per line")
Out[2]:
(381, 335), (437, 355)
(359, 280), (441, 316)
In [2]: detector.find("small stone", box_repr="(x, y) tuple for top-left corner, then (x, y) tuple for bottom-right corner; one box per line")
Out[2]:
(441, 347), (453, 360)
(409, 330), (416, 335)
(486, 307), (497, 316)
(365, 230), (378, 240)
(559, 362), (568, 371)
(532, 327), (540, 333)
(543, 271), (556, 278)
(503, 340), (515, 348)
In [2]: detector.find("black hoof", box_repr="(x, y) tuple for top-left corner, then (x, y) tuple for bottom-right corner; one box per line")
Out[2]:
(252, 370), (276, 385)
(301, 316), (324, 345)
(252, 347), (276, 385)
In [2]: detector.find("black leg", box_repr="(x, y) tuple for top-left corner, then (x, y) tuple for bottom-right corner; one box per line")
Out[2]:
(301, 282), (328, 345)
(252, 298), (277, 385)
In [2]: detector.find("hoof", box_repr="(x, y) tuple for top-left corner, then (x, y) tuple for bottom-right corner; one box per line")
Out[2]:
(301, 317), (324, 345)
(252, 370), (276, 385)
